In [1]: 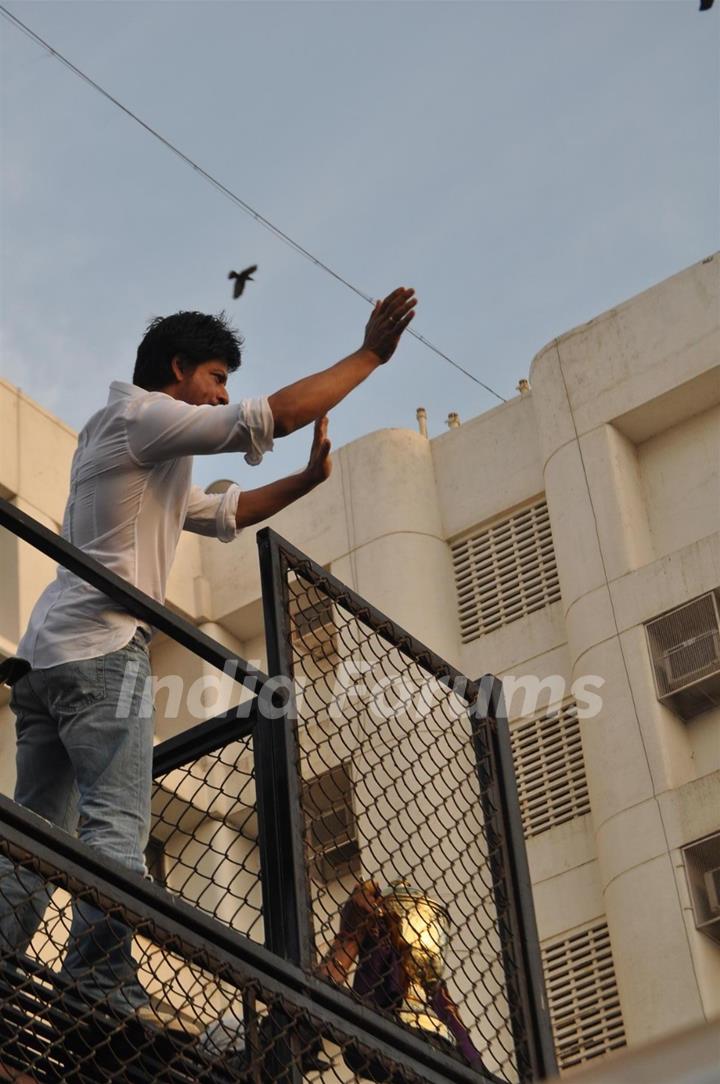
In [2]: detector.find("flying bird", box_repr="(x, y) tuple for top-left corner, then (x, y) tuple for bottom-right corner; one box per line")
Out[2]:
(700, 0), (714, 10)
(228, 265), (258, 298)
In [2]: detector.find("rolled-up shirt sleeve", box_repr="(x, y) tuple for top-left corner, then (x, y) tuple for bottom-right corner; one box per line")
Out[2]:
(183, 484), (242, 542)
(126, 394), (274, 466)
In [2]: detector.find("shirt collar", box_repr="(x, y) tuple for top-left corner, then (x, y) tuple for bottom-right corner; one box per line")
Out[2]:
(108, 381), (153, 404)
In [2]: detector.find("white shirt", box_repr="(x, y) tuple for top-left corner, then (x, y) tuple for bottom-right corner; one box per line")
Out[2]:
(17, 381), (274, 669)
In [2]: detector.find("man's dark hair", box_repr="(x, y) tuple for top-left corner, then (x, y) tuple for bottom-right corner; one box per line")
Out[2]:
(133, 311), (243, 390)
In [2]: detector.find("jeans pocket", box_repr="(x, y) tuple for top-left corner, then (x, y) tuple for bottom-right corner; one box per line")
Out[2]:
(47, 656), (107, 716)
(8, 676), (27, 715)
(104, 642), (153, 720)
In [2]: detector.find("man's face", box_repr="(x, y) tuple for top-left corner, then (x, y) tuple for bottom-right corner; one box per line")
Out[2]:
(171, 358), (230, 406)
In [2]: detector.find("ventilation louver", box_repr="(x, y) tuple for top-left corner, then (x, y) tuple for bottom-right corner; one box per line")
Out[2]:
(542, 922), (626, 1071)
(451, 499), (561, 644)
(645, 592), (720, 720)
(510, 700), (590, 838)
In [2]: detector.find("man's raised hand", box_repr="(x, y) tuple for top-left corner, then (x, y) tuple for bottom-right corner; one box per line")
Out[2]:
(363, 287), (417, 364)
(305, 416), (332, 487)
(234, 417), (331, 527)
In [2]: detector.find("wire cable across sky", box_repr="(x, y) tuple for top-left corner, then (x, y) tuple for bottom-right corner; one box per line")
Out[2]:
(0, 4), (507, 403)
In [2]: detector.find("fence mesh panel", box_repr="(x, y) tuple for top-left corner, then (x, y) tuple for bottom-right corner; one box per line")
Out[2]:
(0, 837), (449, 1084)
(285, 564), (520, 1084)
(151, 732), (264, 946)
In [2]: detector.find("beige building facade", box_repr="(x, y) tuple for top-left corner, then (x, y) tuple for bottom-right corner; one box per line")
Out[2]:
(0, 253), (718, 1074)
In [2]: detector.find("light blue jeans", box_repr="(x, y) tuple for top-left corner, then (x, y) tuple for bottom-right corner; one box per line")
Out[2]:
(0, 630), (154, 1014)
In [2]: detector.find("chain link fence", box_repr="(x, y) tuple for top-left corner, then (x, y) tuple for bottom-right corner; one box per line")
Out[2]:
(0, 818), (477, 1084)
(280, 560), (520, 1084)
(151, 731), (264, 945)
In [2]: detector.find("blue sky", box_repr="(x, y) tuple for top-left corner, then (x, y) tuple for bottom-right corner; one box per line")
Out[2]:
(1, 0), (718, 491)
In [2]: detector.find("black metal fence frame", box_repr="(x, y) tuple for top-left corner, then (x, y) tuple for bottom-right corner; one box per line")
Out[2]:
(255, 528), (557, 1083)
(0, 498), (557, 1082)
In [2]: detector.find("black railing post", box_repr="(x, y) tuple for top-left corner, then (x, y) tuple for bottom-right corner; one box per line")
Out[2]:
(255, 528), (312, 971)
(471, 676), (557, 1081)
(256, 529), (316, 1084)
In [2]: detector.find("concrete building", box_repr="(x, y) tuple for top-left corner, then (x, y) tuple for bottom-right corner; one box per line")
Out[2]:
(0, 252), (718, 1075)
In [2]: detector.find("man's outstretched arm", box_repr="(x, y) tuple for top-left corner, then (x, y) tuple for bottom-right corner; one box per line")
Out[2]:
(268, 287), (416, 437)
(234, 416), (332, 528)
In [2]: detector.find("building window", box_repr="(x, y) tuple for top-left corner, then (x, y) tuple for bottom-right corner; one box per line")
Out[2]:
(542, 922), (626, 1071)
(510, 699), (590, 838)
(451, 499), (561, 644)
(303, 763), (360, 884)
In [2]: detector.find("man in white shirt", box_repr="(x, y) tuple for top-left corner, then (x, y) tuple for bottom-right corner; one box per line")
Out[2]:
(0, 287), (416, 1030)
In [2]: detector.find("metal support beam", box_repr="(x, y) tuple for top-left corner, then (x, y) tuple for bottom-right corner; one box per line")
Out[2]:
(471, 676), (558, 1081)
(255, 529), (313, 973)
(490, 678), (557, 1080)
(152, 700), (258, 777)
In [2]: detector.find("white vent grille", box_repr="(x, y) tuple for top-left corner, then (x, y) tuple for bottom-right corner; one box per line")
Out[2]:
(451, 500), (561, 644)
(510, 700), (590, 837)
(543, 922), (626, 1071)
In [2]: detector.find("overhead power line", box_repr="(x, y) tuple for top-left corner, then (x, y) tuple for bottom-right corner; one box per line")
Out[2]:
(0, 4), (507, 403)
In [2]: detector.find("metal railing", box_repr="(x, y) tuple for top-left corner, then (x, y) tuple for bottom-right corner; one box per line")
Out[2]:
(0, 497), (556, 1083)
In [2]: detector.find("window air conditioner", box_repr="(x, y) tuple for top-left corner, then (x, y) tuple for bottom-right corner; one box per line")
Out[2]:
(646, 592), (720, 720)
(704, 867), (720, 915)
(682, 834), (720, 945)
(664, 631), (720, 686)
(303, 763), (361, 884)
(290, 583), (338, 661)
